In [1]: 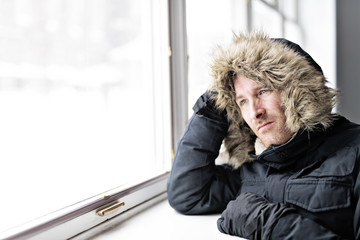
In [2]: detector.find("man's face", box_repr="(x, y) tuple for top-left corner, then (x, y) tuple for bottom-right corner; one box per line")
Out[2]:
(234, 75), (294, 148)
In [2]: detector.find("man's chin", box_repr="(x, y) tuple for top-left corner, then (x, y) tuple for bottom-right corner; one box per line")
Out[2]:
(258, 135), (285, 148)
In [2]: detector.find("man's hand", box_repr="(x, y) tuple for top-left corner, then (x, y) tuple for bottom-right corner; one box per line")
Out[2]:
(193, 91), (228, 125)
(217, 192), (294, 239)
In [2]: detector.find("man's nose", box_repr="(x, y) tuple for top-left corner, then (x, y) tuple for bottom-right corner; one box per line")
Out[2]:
(250, 101), (265, 119)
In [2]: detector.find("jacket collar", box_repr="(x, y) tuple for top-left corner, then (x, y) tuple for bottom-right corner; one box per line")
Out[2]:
(252, 116), (351, 171)
(252, 127), (327, 170)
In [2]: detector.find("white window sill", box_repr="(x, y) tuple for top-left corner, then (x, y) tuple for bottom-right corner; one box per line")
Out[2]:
(86, 199), (242, 240)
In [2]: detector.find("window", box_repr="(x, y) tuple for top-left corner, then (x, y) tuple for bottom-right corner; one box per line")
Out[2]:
(0, 0), (171, 238)
(186, 0), (247, 114)
(1, 0), (335, 238)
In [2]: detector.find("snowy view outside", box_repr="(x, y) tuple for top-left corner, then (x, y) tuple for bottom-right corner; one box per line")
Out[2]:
(0, 0), (170, 232)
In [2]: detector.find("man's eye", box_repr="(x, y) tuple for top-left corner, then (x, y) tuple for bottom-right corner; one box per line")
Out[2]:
(259, 89), (270, 95)
(239, 99), (247, 106)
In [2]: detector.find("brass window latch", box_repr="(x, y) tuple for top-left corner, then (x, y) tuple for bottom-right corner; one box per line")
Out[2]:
(96, 201), (125, 217)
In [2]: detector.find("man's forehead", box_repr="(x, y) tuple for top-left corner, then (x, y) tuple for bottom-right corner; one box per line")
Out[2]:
(235, 85), (264, 98)
(234, 76), (266, 96)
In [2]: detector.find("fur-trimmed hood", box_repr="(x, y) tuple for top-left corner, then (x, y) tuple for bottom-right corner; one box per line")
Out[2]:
(209, 32), (338, 168)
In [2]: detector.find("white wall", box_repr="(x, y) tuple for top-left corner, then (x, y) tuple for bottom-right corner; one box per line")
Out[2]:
(336, 0), (360, 123)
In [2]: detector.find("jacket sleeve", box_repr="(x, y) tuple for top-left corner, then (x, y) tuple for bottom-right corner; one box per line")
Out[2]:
(270, 212), (347, 240)
(167, 92), (242, 215)
(218, 192), (346, 240)
(353, 155), (360, 240)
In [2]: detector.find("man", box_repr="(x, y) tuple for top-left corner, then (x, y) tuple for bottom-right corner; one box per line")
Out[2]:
(167, 32), (360, 239)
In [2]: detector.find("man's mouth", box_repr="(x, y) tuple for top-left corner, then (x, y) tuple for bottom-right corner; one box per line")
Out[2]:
(257, 122), (274, 131)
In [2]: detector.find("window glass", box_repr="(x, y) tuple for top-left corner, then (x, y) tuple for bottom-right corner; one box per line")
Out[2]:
(186, 0), (246, 115)
(0, 0), (170, 232)
(280, 0), (298, 21)
(252, 0), (283, 37)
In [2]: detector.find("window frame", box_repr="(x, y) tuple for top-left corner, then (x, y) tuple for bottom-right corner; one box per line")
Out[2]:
(1, 173), (168, 240)
(169, 0), (189, 150)
(0, 0), (188, 239)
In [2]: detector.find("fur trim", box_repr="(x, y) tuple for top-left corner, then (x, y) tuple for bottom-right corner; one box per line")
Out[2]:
(209, 32), (338, 169)
(255, 138), (267, 155)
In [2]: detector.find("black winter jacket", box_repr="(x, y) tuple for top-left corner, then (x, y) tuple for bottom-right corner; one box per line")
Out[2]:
(167, 95), (360, 239)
